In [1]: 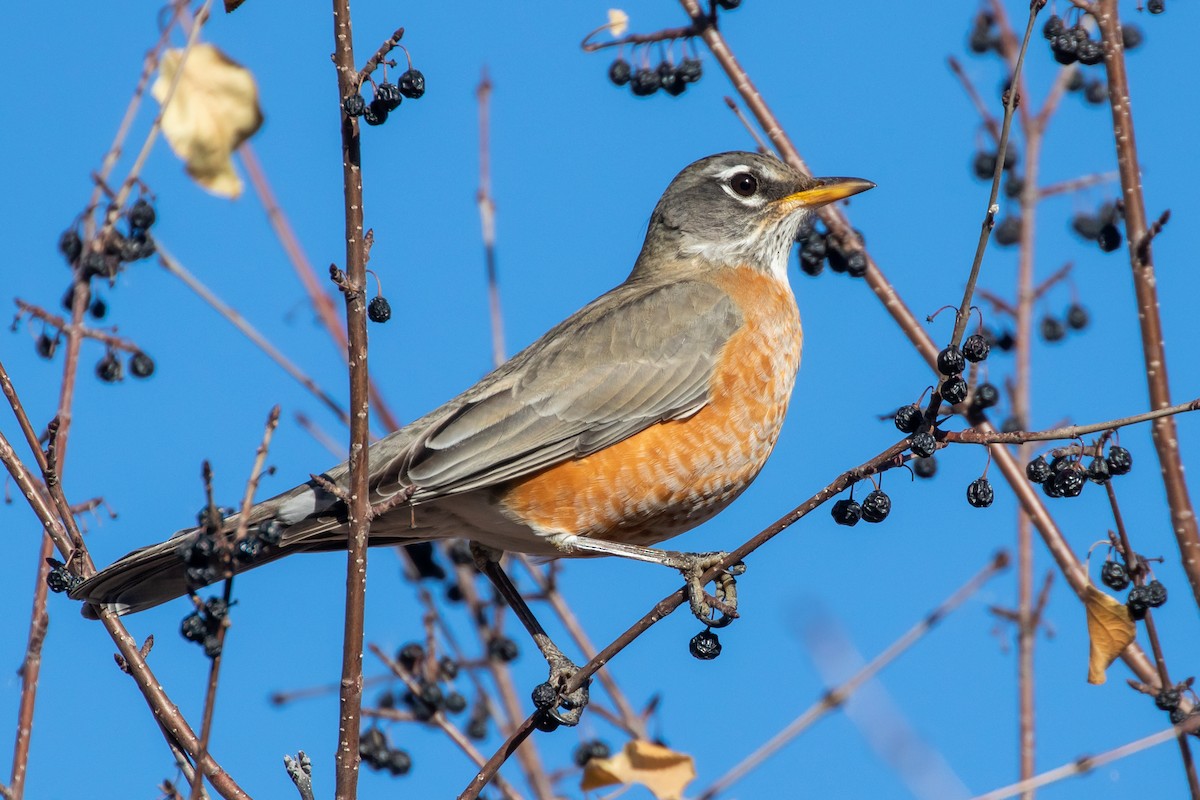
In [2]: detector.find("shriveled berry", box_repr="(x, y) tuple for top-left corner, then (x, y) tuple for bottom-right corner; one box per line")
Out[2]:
(1004, 173), (1025, 199)
(531, 682), (557, 709)
(1156, 688), (1181, 712)
(845, 251), (868, 278)
(368, 296), (392, 323)
(1042, 14), (1064, 39)
(1086, 455), (1111, 484)
(1051, 465), (1086, 497)
(831, 498), (862, 527)
(689, 629), (721, 660)
(385, 748), (412, 776)
(910, 431), (937, 459)
(1040, 315), (1066, 342)
(203, 635), (223, 659)
(630, 68), (660, 96)
(966, 477), (995, 508)
(1066, 303), (1089, 330)
(1041, 476), (1064, 498)
(1107, 445), (1132, 475)
(96, 352), (123, 383)
(1084, 79), (1107, 105)
(962, 334), (990, 363)
(1026, 455), (1052, 484)
(913, 456), (937, 479)
(1145, 580), (1167, 608)
(994, 217), (1022, 246)
(444, 692), (467, 714)
(658, 62), (684, 96)
(59, 230), (83, 264)
(398, 69), (425, 99)
(438, 655), (459, 680)
(128, 350), (156, 378)
(1066, 69), (1085, 92)
(488, 636), (519, 663)
(343, 94), (366, 117)
(608, 59), (632, 86)
(574, 740), (612, 767)
(941, 376), (969, 405)
(1171, 708), (1189, 725)
(1101, 561), (1130, 591)
(1077, 39), (1105, 66)
(1127, 585), (1151, 620)
(128, 198), (157, 231)
(971, 382), (1000, 410)
(466, 708), (489, 740)
(397, 642), (425, 672)
(1147, 0), (1164, 13)
(35, 333), (57, 359)
(374, 82), (403, 111)
(181, 612), (208, 643)
(677, 57), (702, 83)
(937, 345), (966, 376)
(1097, 223), (1122, 252)
(533, 713), (561, 733)
(860, 489), (891, 523)
(363, 100), (388, 126)
(1052, 33), (1079, 65)
(45, 559), (80, 593)
(972, 151), (998, 180)
(360, 727), (388, 761)
(894, 403), (922, 433)
(1072, 212), (1103, 240)
(1121, 25), (1143, 50)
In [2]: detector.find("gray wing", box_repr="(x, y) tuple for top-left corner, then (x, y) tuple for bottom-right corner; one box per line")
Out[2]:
(374, 278), (743, 500)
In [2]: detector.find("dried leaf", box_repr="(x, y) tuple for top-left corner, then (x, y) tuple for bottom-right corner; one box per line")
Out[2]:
(581, 740), (695, 800)
(152, 43), (263, 198)
(1085, 582), (1136, 685)
(608, 9), (629, 37)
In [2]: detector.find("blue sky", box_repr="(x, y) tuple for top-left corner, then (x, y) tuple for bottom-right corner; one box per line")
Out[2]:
(2, 1), (1199, 798)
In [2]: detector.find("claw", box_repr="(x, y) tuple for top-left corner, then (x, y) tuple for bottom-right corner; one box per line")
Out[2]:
(674, 552), (743, 628)
(535, 648), (590, 727)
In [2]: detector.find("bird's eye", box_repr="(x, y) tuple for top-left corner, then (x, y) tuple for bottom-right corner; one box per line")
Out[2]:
(730, 172), (758, 198)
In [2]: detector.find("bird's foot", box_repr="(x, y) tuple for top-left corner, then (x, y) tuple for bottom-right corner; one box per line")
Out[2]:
(670, 551), (745, 628)
(530, 643), (590, 730)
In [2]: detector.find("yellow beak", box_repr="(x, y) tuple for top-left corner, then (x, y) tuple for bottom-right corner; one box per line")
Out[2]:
(777, 176), (876, 210)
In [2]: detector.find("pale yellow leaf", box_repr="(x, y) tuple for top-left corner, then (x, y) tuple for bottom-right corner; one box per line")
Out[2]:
(581, 740), (695, 800)
(152, 43), (263, 199)
(608, 9), (629, 37)
(1084, 582), (1136, 685)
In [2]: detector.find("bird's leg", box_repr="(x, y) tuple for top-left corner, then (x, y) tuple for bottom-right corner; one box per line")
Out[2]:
(549, 535), (745, 628)
(468, 542), (590, 728)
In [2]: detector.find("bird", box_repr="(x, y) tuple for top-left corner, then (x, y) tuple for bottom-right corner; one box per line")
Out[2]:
(71, 152), (872, 678)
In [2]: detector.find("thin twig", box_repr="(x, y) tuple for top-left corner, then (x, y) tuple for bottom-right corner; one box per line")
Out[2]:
(945, 398), (1200, 445)
(696, 551), (1010, 800)
(13, 299), (145, 355)
(476, 69), (505, 368)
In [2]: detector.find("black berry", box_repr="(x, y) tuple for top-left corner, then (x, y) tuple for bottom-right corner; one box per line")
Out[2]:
(368, 296), (392, 323)
(574, 740), (612, 767)
(1145, 580), (1167, 608)
(363, 100), (388, 126)
(860, 489), (891, 523)
(1156, 688), (1181, 712)
(1040, 315), (1066, 343)
(962, 334), (990, 363)
(937, 345), (966, 376)
(1042, 14), (1064, 39)
(397, 642), (425, 672)
(444, 692), (467, 714)
(689, 629), (722, 660)
(385, 748), (412, 776)
(531, 681), (557, 710)
(913, 456), (937, 479)
(630, 68), (661, 96)
(89, 297), (107, 319)
(831, 498), (862, 527)
(972, 151), (998, 180)
(45, 559), (80, 593)
(1127, 585), (1151, 620)
(910, 431), (937, 459)
(375, 82), (403, 111)
(1121, 25), (1143, 50)
(1086, 455), (1111, 484)
(971, 382), (1000, 410)
(96, 352), (123, 383)
(128, 198), (157, 231)
(678, 57), (702, 83)
(1077, 39), (1104, 66)
(966, 477), (995, 508)
(941, 376), (969, 406)
(1052, 33), (1079, 65)
(1026, 456), (1052, 484)
(488, 636), (519, 663)
(1097, 223), (1122, 252)
(1107, 445), (1132, 475)
(180, 612), (208, 643)
(894, 403), (922, 434)
(658, 62), (684, 96)
(1071, 213), (1103, 240)
(994, 217), (1022, 247)
(59, 230), (83, 264)
(608, 59), (632, 86)
(1148, 0), (1164, 13)
(398, 69), (425, 99)
(35, 332), (57, 359)
(716, 0), (741, 9)
(343, 94), (367, 117)
(1050, 464), (1085, 498)
(1101, 561), (1129, 591)
(1066, 303), (1089, 330)
(1084, 79), (1107, 105)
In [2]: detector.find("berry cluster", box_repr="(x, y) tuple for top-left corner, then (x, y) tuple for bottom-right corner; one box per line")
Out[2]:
(831, 485), (892, 527)
(174, 514), (283, 592)
(608, 50), (703, 98)
(1070, 201), (1123, 252)
(93, 350), (156, 384)
(796, 221), (868, 278)
(1101, 560), (1168, 620)
(359, 727), (413, 776)
(59, 198), (158, 284)
(179, 597), (229, 659)
(1039, 302), (1089, 343)
(967, 11), (1003, 55)
(1025, 443), (1131, 499)
(344, 65), (425, 128)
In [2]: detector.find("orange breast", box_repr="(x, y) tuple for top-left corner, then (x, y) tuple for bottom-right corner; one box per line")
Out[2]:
(498, 267), (802, 546)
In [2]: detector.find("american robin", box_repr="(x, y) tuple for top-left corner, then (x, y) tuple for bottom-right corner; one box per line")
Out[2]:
(72, 152), (871, 691)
